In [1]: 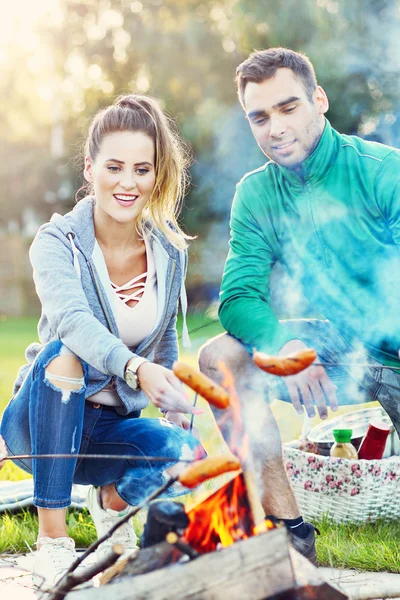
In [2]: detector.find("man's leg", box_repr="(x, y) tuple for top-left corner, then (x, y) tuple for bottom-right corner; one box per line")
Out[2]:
(198, 333), (299, 517)
(198, 333), (317, 563)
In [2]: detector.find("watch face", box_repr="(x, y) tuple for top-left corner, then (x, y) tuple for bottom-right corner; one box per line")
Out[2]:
(126, 369), (139, 390)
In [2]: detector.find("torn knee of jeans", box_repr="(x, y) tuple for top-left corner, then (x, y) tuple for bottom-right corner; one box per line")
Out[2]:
(44, 370), (85, 404)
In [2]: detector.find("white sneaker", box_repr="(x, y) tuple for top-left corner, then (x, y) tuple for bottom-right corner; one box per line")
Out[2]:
(86, 485), (138, 561)
(33, 536), (88, 591)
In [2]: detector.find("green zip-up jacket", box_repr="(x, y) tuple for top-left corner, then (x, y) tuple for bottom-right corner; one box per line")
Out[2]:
(219, 119), (400, 366)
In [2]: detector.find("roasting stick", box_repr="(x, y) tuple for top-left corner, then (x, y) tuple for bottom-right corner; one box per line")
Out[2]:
(253, 349), (400, 376)
(242, 470), (265, 529)
(173, 363), (263, 528)
(50, 455), (241, 597)
(47, 544), (125, 600)
(173, 361), (230, 409)
(315, 362), (400, 370)
(189, 393), (198, 434)
(1, 453), (195, 463)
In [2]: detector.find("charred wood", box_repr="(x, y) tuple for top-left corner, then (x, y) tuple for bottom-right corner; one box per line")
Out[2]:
(68, 527), (347, 600)
(140, 501), (189, 548)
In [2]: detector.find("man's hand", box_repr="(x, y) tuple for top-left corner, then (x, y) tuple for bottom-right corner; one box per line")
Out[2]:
(0, 435), (7, 470)
(163, 411), (200, 440)
(278, 339), (338, 419)
(136, 362), (204, 415)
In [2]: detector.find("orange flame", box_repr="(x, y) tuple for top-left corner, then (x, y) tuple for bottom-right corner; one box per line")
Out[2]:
(216, 361), (249, 466)
(183, 473), (276, 554)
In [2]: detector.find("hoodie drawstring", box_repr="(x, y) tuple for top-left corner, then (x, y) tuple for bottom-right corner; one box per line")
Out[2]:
(179, 250), (191, 349)
(67, 232), (81, 280)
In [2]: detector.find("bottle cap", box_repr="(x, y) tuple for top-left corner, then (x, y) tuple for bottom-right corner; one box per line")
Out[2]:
(369, 419), (391, 432)
(333, 429), (353, 443)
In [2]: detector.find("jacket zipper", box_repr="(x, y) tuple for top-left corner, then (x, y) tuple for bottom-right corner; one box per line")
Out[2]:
(304, 180), (329, 266)
(87, 260), (118, 336)
(87, 260), (119, 390)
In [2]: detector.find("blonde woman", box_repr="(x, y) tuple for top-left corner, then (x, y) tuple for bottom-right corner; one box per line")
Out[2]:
(1, 95), (204, 589)
(0, 435), (6, 469)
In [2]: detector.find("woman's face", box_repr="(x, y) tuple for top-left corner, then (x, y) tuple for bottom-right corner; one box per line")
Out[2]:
(84, 130), (156, 225)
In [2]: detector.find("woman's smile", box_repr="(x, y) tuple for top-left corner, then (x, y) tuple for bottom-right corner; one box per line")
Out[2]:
(113, 193), (139, 207)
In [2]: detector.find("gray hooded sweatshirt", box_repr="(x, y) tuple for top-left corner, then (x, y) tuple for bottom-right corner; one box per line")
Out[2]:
(13, 197), (190, 415)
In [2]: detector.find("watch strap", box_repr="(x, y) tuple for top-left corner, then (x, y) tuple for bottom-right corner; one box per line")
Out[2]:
(126, 356), (148, 375)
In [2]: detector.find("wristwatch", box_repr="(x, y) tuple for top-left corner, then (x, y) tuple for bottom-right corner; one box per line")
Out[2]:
(124, 357), (148, 390)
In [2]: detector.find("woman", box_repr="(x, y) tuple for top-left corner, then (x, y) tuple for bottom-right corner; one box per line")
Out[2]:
(0, 435), (6, 469)
(0, 94), (204, 589)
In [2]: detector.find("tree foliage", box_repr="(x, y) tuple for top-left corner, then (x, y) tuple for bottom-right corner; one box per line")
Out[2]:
(1, 0), (400, 234)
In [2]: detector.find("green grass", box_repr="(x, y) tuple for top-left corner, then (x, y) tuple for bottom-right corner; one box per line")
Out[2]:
(316, 517), (400, 572)
(0, 314), (228, 554)
(1, 316), (400, 572)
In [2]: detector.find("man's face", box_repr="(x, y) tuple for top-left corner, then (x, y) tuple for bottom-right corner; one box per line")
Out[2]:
(243, 68), (329, 170)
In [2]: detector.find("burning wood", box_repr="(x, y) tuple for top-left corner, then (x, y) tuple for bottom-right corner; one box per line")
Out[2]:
(173, 361), (230, 409)
(253, 348), (317, 376)
(183, 472), (273, 554)
(165, 532), (199, 560)
(71, 528), (347, 600)
(65, 359), (347, 599)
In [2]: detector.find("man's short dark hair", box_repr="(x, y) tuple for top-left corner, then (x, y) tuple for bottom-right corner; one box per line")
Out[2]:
(236, 47), (318, 107)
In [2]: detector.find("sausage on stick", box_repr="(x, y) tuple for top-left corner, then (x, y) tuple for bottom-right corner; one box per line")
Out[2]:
(253, 348), (317, 377)
(178, 455), (241, 488)
(173, 361), (230, 409)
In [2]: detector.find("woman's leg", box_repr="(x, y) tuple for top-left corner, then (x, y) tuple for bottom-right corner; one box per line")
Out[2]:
(74, 405), (205, 506)
(1, 341), (87, 588)
(35, 348), (86, 539)
(74, 406), (204, 559)
(1, 341), (86, 537)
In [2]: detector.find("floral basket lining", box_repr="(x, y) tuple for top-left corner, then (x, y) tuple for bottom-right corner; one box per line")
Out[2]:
(283, 440), (400, 523)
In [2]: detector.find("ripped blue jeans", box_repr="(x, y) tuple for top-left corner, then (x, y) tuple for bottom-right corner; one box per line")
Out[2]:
(0, 340), (204, 509)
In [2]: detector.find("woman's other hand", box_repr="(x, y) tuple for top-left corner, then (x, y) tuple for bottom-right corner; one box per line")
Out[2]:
(163, 411), (200, 440)
(137, 362), (204, 415)
(0, 435), (7, 470)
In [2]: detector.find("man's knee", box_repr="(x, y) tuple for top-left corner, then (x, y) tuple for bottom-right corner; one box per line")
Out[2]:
(198, 333), (250, 375)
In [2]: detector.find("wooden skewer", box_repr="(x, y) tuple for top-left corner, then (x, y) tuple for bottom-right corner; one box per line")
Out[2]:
(1, 453), (194, 462)
(315, 362), (400, 370)
(166, 532), (199, 560)
(242, 470), (265, 528)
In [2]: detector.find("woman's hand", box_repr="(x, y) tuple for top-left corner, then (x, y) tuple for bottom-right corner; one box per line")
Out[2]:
(163, 411), (200, 440)
(0, 435), (7, 470)
(136, 362), (203, 415)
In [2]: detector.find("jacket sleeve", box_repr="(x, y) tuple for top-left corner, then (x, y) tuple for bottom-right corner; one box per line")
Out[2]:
(30, 226), (136, 379)
(374, 150), (400, 246)
(152, 246), (187, 369)
(219, 183), (296, 354)
(152, 307), (179, 369)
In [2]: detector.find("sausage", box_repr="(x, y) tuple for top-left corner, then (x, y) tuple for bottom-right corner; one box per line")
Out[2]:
(178, 455), (241, 488)
(173, 361), (230, 409)
(253, 348), (317, 376)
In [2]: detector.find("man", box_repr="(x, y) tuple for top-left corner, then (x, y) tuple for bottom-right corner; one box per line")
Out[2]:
(199, 47), (400, 564)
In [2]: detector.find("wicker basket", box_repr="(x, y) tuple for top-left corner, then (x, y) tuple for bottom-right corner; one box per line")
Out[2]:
(283, 440), (400, 523)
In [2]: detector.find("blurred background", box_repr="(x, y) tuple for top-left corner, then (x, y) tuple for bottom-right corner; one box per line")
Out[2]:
(1, 0), (400, 317)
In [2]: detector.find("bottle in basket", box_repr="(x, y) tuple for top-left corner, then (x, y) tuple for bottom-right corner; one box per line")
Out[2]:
(357, 420), (391, 460)
(330, 429), (358, 459)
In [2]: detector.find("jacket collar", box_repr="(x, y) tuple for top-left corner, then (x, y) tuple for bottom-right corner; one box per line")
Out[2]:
(50, 196), (179, 261)
(277, 118), (341, 187)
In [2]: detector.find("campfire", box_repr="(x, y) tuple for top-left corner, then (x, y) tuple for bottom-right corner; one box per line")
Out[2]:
(48, 354), (347, 600)
(184, 472), (275, 554)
